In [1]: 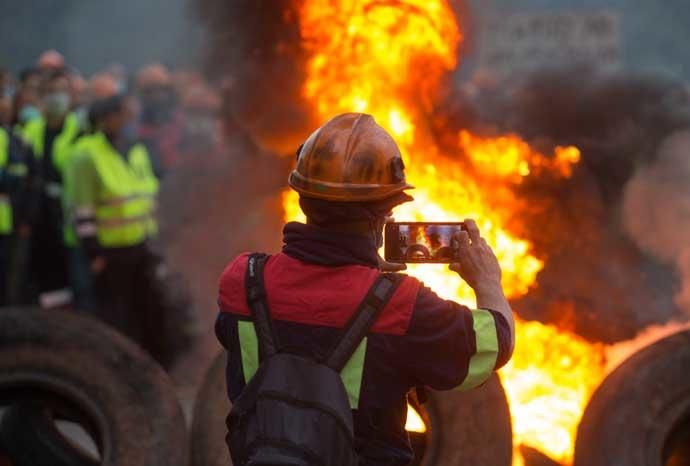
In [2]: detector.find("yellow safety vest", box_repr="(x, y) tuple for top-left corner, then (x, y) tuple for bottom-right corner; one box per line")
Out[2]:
(63, 134), (96, 247)
(0, 129), (12, 235)
(88, 133), (159, 248)
(22, 113), (81, 175)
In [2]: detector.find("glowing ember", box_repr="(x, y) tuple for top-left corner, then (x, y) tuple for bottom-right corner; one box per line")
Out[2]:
(288, 1), (607, 464)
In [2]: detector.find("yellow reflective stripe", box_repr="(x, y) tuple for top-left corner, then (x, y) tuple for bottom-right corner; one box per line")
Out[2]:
(238, 321), (259, 382)
(98, 213), (156, 228)
(340, 338), (367, 409)
(237, 321), (367, 408)
(7, 164), (28, 177)
(0, 129), (8, 168)
(0, 196), (12, 234)
(99, 193), (155, 208)
(455, 309), (499, 392)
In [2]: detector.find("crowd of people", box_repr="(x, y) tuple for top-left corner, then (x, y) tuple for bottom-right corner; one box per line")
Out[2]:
(0, 50), (224, 366)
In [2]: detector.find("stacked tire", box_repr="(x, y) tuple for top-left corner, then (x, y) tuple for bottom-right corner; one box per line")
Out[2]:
(575, 329), (690, 466)
(0, 308), (189, 466)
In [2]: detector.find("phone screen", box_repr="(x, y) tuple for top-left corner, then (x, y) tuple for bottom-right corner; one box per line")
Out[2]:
(384, 222), (467, 264)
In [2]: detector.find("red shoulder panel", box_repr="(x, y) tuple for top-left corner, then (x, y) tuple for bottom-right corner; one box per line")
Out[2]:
(218, 253), (420, 336)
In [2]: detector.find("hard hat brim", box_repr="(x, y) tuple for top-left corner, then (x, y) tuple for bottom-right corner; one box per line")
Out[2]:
(288, 170), (414, 202)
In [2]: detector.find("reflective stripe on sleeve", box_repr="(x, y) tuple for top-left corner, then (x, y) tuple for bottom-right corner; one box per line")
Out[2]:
(455, 309), (500, 392)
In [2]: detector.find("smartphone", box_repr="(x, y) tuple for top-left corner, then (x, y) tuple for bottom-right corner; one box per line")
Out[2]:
(384, 222), (467, 264)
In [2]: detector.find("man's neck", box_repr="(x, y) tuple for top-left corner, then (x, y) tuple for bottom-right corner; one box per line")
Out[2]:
(306, 218), (372, 237)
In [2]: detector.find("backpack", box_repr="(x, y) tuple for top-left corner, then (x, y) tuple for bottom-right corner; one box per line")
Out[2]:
(226, 253), (402, 466)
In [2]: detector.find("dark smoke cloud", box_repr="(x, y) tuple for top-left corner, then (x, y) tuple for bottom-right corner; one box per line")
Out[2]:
(193, 0), (315, 154)
(443, 69), (690, 342)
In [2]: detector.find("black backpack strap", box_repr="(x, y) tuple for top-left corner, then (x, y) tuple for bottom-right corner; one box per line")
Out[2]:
(245, 253), (280, 358)
(325, 273), (403, 372)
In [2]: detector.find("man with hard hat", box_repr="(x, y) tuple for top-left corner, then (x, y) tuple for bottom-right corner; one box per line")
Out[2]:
(216, 113), (515, 466)
(22, 68), (83, 308)
(63, 75), (177, 365)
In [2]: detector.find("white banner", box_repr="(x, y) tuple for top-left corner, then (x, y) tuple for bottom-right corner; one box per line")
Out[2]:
(478, 10), (621, 76)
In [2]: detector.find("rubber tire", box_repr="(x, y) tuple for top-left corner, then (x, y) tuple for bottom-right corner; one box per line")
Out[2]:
(574, 329), (690, 466)
(191, 352), (232, 466)
(422, 376), (512, 466)
(191, 351), (512, 466)
(0, 307), (189, 466)
(0, 401), (98, 466)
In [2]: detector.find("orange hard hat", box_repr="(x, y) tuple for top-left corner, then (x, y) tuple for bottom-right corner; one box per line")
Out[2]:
(90, 73), (120, 100)
(37, 50), (65, 70)
(288, 113), (413, 202)
(136, 63), (171, 88)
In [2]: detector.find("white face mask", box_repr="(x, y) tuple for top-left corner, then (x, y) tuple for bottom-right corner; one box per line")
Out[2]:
(44, 92), (71, 117)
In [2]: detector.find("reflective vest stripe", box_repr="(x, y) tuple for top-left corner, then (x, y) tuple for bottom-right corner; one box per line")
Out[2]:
(98, 212), (156, 228)
(86, 134), (158, 248)
(238, 321), (259, 383)
(0, 131), (12, 234)
(99, 193), (155, 207)
(237, 320), (368, 409)
(0, 194), (12, 234)
(7, 163), (28, 177)
(455, 309), (500, 392)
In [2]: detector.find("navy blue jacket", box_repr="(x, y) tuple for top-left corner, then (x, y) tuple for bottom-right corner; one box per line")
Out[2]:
(216, 222), (512, 466)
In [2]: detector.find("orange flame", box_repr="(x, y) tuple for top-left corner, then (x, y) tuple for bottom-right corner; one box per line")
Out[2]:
(288, 1), (606, 464)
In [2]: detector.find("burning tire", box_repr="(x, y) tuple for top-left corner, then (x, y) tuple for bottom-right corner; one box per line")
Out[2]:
(574, 329), (690, 466)
(0, 308), (189, 466)
(191, 351), (512, 466)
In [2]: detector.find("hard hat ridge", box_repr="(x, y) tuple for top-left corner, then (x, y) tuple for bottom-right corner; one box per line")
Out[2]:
(289, 112), (414, 202)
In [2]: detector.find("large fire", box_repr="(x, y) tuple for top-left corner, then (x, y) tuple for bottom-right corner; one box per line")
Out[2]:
(285, 1), (608, 464)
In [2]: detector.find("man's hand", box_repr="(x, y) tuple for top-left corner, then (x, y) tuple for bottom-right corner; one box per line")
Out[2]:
(378, 254), (407, 272)
(90, 256), (107, 274)
(449, 219), (502, 290)
(450, 219), (515, 353)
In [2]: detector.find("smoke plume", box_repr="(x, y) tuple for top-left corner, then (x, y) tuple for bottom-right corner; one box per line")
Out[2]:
(623, 130), (690, 315)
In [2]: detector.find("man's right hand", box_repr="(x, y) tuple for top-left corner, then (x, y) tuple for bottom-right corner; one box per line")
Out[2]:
(450, 218), (515, 355)
(90, 256), (107, 274)
(449, 219), (502, 291)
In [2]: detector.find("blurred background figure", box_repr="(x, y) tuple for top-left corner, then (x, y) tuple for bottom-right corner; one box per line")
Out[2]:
(63, 76), (189, 367)
(0, 69), (33, 306)
(22, 68), (84, 309)
(36, 49), (65, 73)
(179, 83), (222, 164)
(136, 63), (181, 176)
